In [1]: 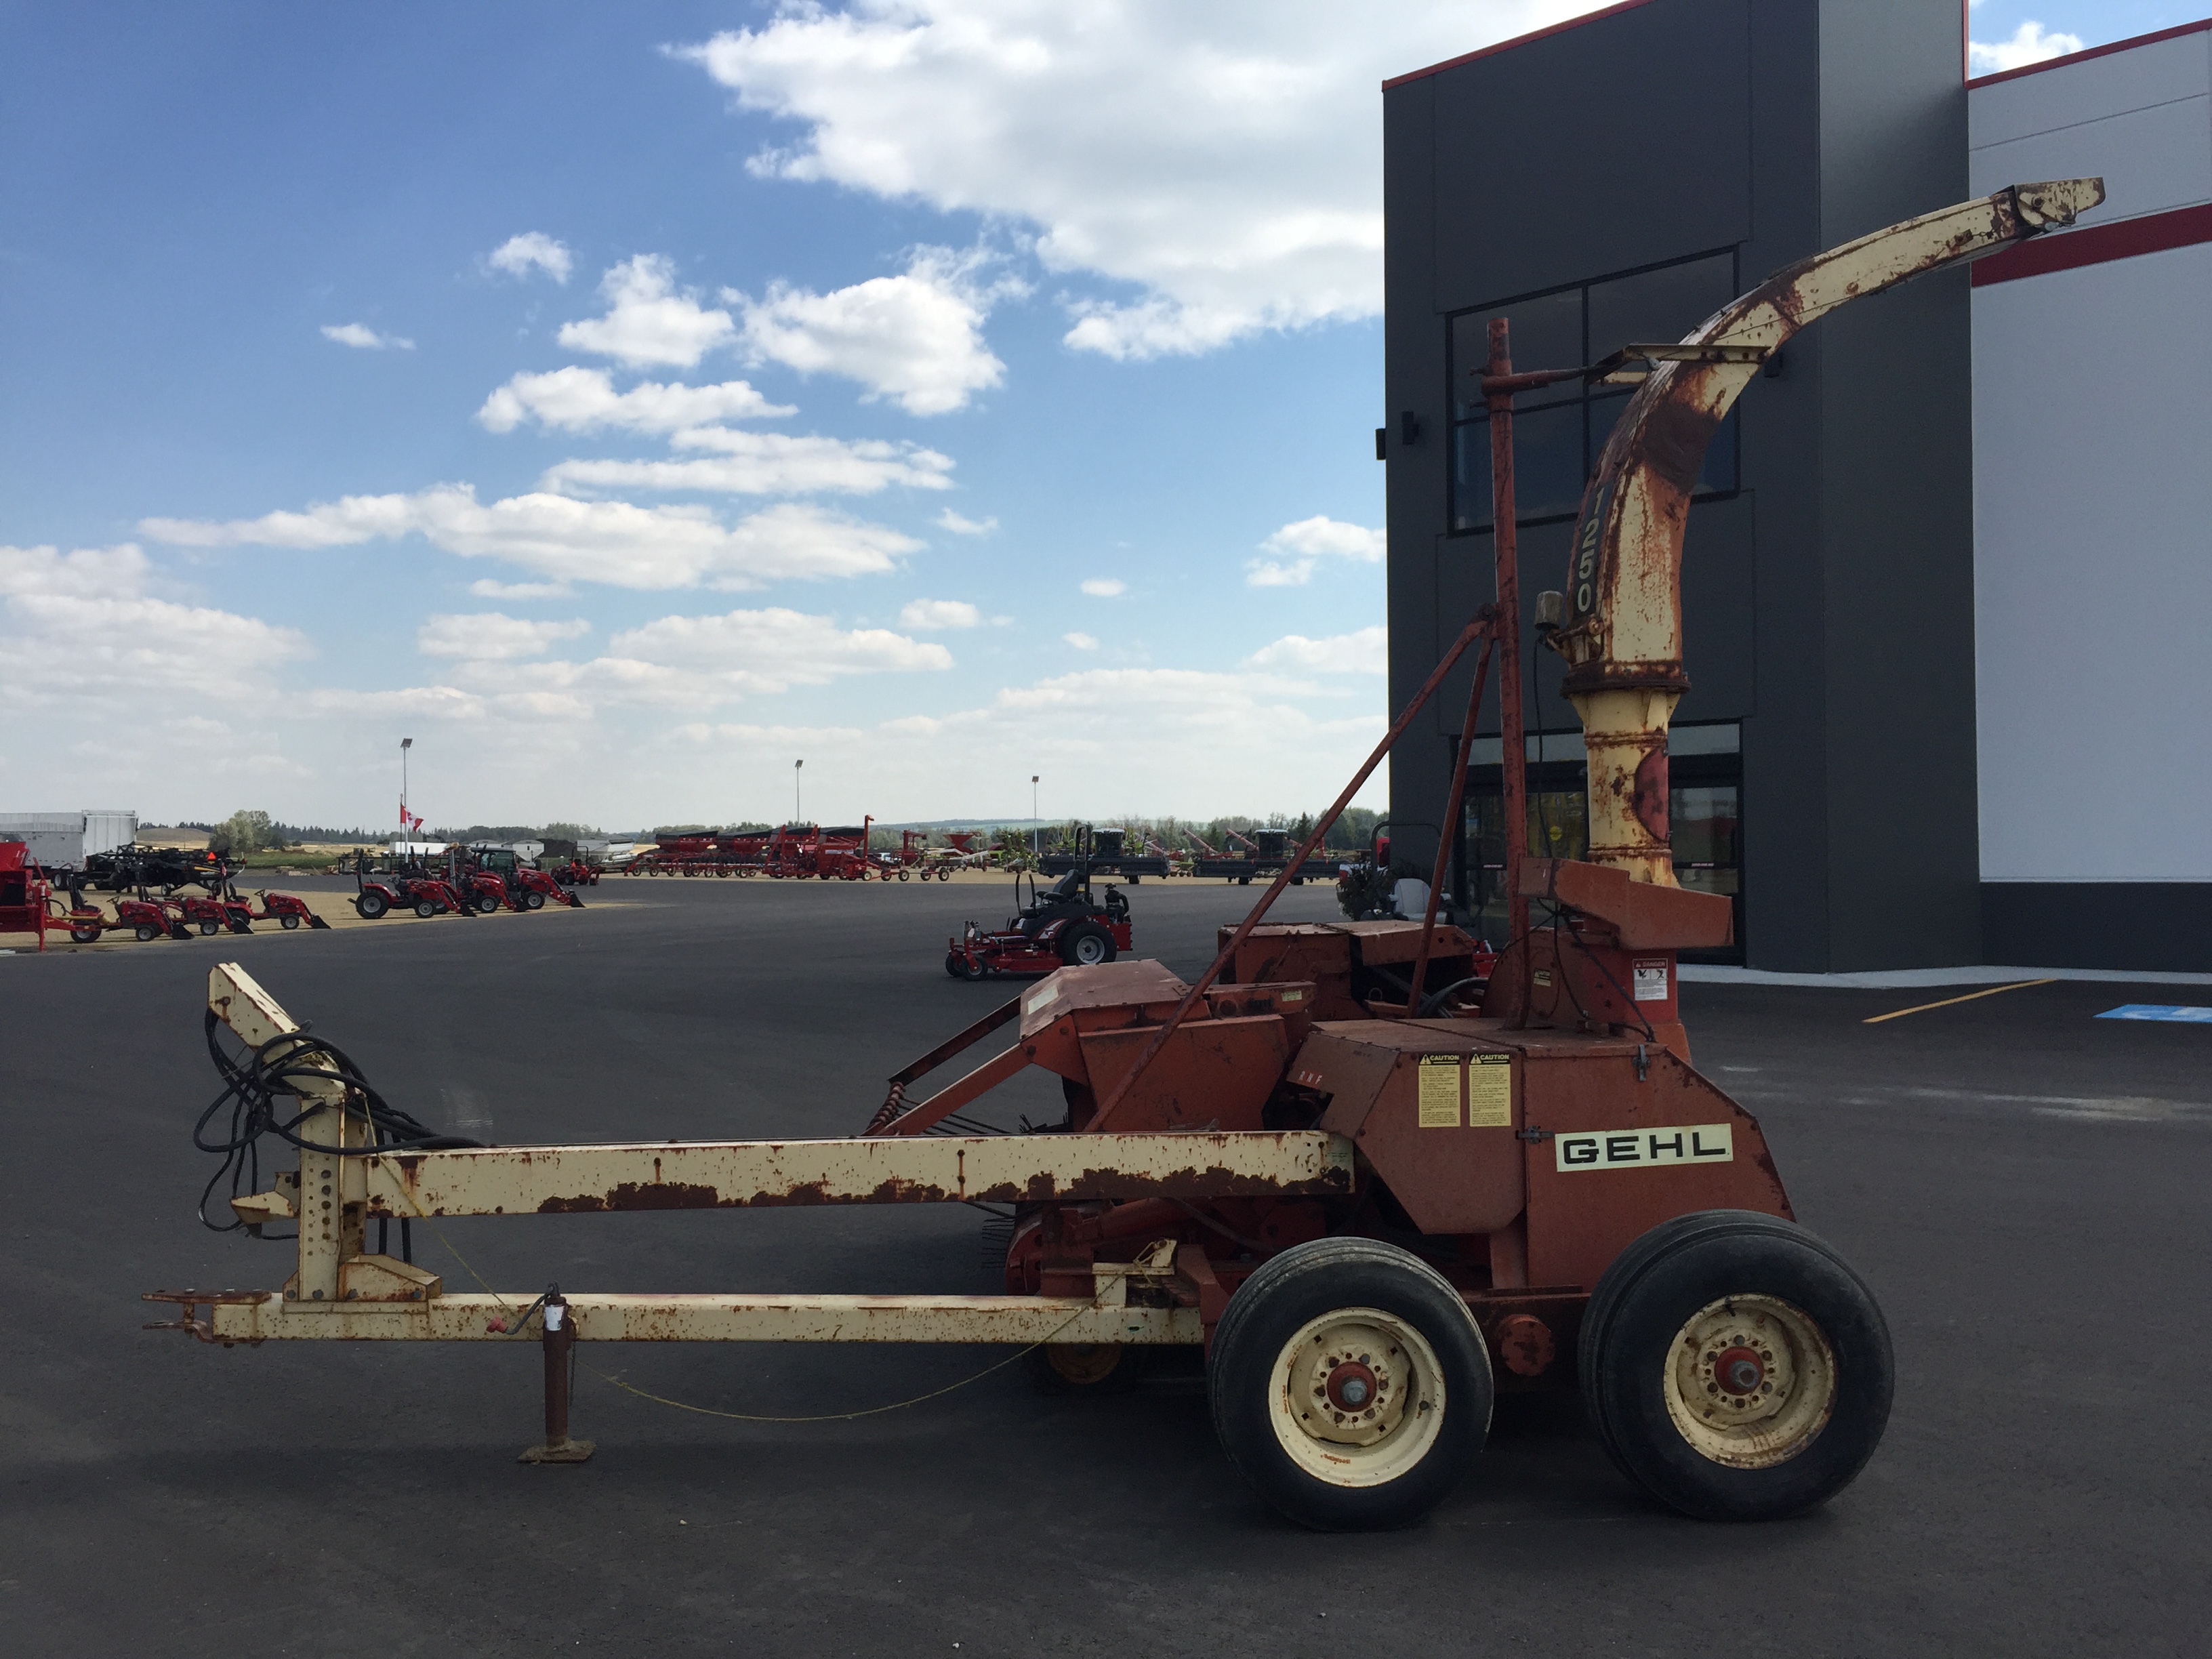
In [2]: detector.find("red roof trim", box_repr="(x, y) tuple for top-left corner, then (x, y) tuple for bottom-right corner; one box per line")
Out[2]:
(1965, 16), (2211, 89)
(1971, 201), (2212, 285)
(1382, 0), (1657, 91)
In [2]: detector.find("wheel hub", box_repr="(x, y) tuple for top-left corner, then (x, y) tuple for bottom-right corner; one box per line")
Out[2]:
(1325, 1359), (1378, 1412)
(1663, 1294), (1838, 1469)
(1713, 1345), (1766, 1395)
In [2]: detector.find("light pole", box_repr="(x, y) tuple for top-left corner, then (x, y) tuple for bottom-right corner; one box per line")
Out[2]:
(401, 737), (413, 846)
(794, 758), (804, 823)
(1031, 775), (1039, 855)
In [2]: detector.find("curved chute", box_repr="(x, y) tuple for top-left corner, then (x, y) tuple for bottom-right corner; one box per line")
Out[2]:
(1545, 179), (2105, 885)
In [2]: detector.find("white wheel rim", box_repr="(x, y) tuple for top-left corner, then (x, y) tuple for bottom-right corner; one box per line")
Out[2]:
(1662, 1294), (1837, 1469)
(1267, 1307), (1447, 1488)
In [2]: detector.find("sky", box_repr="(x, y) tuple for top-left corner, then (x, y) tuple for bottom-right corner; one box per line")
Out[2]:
(0, 1), (2190, 833)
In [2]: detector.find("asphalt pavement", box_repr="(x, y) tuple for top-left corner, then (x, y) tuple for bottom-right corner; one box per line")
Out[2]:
(5, 873), (2207, 1656)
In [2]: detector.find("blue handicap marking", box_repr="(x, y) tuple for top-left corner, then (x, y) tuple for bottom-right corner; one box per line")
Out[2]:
(2097, 1004), (2212, 1023)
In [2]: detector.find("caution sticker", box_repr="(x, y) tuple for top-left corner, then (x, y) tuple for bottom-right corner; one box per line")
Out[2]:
(1555, 1123), (1733, 1171)
(1417, 1054), (1460, 1128)
(1467, 1052), (1513, 1126)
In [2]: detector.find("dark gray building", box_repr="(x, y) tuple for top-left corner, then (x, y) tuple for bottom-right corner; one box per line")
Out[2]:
(1382, 0), (1978, 972)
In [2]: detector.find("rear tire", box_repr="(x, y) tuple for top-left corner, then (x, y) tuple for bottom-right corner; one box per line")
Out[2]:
(356, 892), (389, 920)
(70, 926), (102, 944)
(1580, 1210), (1891, 1522)
(1208, 1237), (1490, 1532)
(1061, 924), (1115, 966)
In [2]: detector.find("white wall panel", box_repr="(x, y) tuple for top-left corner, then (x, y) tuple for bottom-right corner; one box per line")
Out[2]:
(1970, 30), (2210, 146)
(1972, 244), (2212, 882)
(1969, 95), (2211, 220)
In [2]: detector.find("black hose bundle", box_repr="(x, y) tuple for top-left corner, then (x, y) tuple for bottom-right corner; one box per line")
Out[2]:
(193, 1010), (480, 1233)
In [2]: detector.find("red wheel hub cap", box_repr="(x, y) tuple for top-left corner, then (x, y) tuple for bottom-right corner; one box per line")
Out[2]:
(1325, 1359), (1379, 1412)
(1714, 1345), (1766, 1395)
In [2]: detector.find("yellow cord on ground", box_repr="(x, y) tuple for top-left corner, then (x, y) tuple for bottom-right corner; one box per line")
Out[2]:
(1862, 978), (2055, 1025)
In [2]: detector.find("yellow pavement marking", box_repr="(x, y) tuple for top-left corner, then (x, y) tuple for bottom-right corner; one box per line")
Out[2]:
(1862, 979), (2056, 1025)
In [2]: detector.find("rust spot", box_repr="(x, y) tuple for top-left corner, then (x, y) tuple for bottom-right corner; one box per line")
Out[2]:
(537, 1181), (724, 1213)
(1631, 746), (1671, 842)
(1631, 396), (1722, 496)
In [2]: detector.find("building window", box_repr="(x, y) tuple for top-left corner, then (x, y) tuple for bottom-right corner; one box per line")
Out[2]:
(1448, 249), (1741, 534)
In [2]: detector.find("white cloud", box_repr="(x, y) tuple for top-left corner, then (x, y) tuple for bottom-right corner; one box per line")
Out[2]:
(417, 613), (590, 661)
(142, 488), (921, 591)
(323, 322), (414, 351)
(542, 428), (954, 497)
(558, 254), (736, 368)
(676, 3), (1572, 359)
(937, 508), (997, 535)
(476, 367), (792, 433)
(469, 577), (572, 600)
(1080, 577), (1126, 597)
(900, 598), (982, 630)
(0, 543), (312, 710)
(1063, 630), (1099, 651)
(729, 246), (1014, 415)
(306, 684), (488, 721)
(1246, 514), (1387, 586)
(1244, 626), (1387, 674)
(1969, 21), (2084, 74)
(487, 232), (574, 283)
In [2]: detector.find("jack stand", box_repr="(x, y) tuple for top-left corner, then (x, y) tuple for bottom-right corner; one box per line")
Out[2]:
(519, 1293), (595, 1465)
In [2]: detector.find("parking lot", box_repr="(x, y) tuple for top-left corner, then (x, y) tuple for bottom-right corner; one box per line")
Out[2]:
(5, 873), (2207, 1656)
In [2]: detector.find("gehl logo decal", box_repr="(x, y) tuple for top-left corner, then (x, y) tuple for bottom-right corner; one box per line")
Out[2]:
(1555, 1123), (1732, 1172)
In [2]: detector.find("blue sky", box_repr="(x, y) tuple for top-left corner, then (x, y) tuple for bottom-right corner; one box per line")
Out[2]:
(0, 1), (2186, 832)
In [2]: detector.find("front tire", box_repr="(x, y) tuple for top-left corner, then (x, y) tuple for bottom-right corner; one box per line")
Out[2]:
(279, 914), (300, 930)
(1208, 1237), (1490, 1532)
(960, 954), (990, 981)
(523, 889), (546, 910)
(1579, 1210), (1892, 1523)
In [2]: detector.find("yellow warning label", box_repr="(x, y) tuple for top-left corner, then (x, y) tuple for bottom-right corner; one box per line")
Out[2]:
(1417, 1054), (1461, 1128)
(1467, 1052), (1513, 1126)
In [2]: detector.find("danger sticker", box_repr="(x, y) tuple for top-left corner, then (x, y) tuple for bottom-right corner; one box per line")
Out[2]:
(1555, 1123), (1732, 1171)
(1633, 958), (1669, 1002)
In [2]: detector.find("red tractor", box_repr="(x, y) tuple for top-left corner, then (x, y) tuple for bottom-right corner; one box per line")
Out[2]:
(946, 864), (1132, 980)
(228, 886), (330, 930)
(354, 861), (480, 920)
(0, 842), (55, 950)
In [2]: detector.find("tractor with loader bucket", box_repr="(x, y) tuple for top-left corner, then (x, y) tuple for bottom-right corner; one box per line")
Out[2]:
(144, 183), (2102, 1530)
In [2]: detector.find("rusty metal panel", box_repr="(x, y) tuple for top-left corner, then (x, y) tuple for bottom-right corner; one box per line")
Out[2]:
(1519, 1047), (1790, 1292)
(1298, 1023), (1527, 1233)
(202, 1292), (1204, 1346)
(1018, 960), (1191, 1038)
(359, 1129), (1352, 1216)
(1081, 1015), (1292, 1132)
(1519, 857), (1732, 949)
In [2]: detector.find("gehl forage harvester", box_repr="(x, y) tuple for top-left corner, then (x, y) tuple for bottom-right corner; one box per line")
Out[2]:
(148, 180), (2102, 1530)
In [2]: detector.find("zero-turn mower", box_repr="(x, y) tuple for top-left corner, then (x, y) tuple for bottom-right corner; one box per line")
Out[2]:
(946, 859), (1132, 980)
(142, 182), (2101, 1531)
